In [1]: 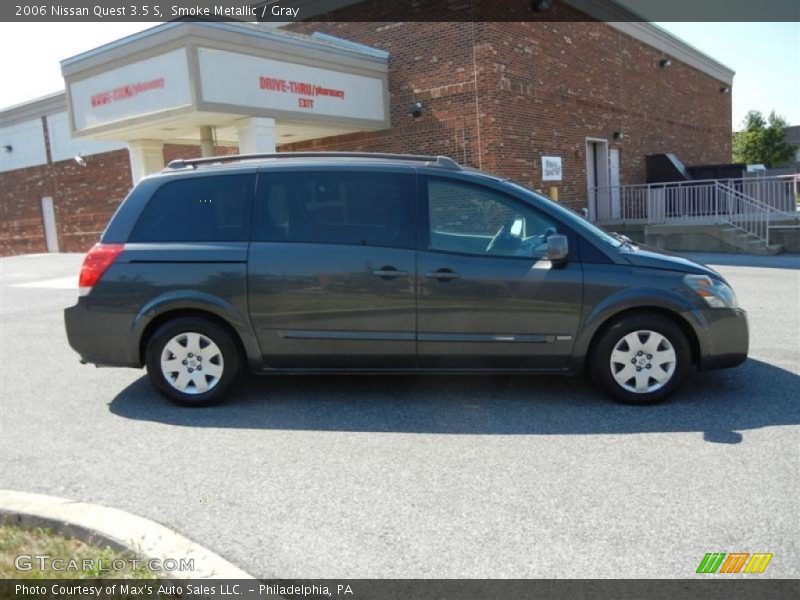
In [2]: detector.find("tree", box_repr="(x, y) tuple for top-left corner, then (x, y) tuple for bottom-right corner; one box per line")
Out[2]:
(732, 110), (797, 167)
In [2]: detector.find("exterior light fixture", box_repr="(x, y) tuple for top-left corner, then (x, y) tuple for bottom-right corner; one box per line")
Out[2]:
(659, 59), (672, 68)
(74, 155), (87, 167)
(410, 102), (423, 118)
(1, 145), (12, 153)
(531, 0), (552, 12)
(613, 132), (625, 141)
(720, 86), (731, 94)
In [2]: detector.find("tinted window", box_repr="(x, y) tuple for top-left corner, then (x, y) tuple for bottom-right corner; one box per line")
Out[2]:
(253, 171), (415, 249)
(130, 174), (254, 242)
(427, 179), (558, 258)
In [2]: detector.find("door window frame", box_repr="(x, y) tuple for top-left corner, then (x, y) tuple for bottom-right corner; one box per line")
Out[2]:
(418, 174), (577, 261)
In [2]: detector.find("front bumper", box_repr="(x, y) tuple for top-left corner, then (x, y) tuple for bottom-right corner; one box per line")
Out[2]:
(697, 307), (749, 371)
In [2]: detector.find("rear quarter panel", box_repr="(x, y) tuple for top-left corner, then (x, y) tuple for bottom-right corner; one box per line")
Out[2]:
(80, 242), (258, 367)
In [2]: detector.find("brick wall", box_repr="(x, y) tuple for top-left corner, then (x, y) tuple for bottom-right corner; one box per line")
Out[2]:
(0, 165), (48, 255)
(1, 6), (732, 255)
(482, 20), (732, 207)
(280, 21), (484, 167)
(0, 137), (237, 256)
(0, 140), (132, 256)
(283, 9), (731, 210)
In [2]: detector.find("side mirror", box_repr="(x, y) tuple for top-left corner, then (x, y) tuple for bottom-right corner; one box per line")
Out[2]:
(546, 234), (569, 262)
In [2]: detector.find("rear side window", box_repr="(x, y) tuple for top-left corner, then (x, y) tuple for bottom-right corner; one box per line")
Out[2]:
(253, 171), (415, 249)
(129, 174), (255, 242)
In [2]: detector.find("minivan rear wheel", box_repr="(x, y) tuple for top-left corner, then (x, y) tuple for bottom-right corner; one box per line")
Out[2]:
(145, 316), (241, 407)
(590, 312), (690, 404)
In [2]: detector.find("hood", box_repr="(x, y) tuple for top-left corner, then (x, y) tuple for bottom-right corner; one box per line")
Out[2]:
(621, 244), (724, 279)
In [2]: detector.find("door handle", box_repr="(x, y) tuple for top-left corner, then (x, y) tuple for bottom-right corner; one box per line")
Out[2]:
(424, 269), (461, 281)
(373, 267), (408, 279)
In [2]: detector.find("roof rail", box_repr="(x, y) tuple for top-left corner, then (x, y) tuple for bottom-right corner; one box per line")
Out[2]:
(165, 151), (462, 171)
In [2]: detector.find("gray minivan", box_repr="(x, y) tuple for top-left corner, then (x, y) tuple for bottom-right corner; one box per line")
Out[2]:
(64, 152), (748, 406)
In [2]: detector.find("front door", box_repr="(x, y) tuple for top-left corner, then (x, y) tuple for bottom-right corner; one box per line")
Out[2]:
(248, 168), (417, 368)
(417, 177), (584, 369)
(586, 139), (610, 221)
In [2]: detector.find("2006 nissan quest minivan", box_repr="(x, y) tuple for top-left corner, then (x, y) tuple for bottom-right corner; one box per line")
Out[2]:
(64, 152), (748, 407)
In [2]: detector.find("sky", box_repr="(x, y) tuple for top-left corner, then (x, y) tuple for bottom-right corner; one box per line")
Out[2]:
(656, 21), (800, 128)
(0, 21), (797, 129)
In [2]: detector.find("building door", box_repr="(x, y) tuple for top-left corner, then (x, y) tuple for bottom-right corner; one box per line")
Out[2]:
(40, 196), (59, 252)
(609, 148), (621, 219)
(417, 177), (583, 369)
(586, 139), (609, 221)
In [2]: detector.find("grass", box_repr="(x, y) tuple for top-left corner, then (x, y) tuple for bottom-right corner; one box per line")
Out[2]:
(0, 523), (156, 579)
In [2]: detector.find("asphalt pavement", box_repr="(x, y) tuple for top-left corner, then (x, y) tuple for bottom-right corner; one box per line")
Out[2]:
(0, 251), (798, 578)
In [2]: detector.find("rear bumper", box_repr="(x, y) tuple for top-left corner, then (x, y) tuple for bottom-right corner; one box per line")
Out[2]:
(64, 300), (141, 368)
(697, 307), (749, 371)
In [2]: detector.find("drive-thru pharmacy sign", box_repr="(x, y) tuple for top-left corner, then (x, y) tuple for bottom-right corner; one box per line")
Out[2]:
(258, 76), (346, 110)
(90, 78), (165, 108)
(199, 48), (385, 121)
(69, 49), (192, 130)
(66, 41), (388, 136)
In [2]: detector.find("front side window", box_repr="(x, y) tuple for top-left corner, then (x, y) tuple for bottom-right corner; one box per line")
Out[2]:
(427, 179), (558, 258)
(129, 174), (254, 242)
(253, 171), (415, 249)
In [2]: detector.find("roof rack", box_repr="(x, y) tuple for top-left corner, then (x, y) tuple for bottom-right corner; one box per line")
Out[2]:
(165, 151), (462, 171)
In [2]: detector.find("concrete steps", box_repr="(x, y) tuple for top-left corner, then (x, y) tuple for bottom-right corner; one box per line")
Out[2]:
(747, 241), (784, 256)
(637, 222), (787, 255)
(718, 226), (784, 255)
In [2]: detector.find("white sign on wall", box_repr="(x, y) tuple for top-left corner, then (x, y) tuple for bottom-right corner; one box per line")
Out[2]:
(541, 156), (563, 181)
(47, 112), (126, 162)
(198, 48), (386, 122)
(70, 49), (192, 131)
(0, 119), (47, 173)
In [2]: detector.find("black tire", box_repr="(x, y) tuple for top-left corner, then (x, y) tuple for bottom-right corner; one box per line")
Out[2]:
(589, 312), (691, 404)
(145, 316), (241, 407)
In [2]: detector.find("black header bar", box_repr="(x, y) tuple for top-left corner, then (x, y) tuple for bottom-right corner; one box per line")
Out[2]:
(2, 0), (799, 23)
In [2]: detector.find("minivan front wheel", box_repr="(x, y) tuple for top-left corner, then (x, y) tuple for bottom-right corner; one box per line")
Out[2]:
(145, 316), (241, 407)
(590, 313), (691, 404)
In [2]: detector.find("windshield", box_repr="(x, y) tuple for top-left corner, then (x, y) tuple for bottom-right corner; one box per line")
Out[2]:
(503, 181), (625, 249)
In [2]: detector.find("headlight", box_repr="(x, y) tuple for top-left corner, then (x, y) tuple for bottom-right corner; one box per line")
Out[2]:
(684, 274), (738, 309)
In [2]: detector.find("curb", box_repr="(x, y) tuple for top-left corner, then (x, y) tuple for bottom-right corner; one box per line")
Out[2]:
(0, 489), (254, 580)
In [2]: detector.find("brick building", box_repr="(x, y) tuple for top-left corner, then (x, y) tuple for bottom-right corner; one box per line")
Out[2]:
(0, 2), (733, 255)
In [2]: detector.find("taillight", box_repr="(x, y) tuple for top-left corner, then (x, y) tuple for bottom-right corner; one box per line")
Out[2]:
(78, 243), (124, 296)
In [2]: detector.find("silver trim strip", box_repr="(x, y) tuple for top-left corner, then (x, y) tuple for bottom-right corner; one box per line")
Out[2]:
(278, 331), (559, 343)
(418, 333), (553, 343)
(279, 330), (415, 341)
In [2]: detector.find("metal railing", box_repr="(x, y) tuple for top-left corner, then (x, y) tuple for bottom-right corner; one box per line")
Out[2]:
(717, 182), (772, 246)
(591, 174), (799, 250)
(592, 174), (798, 224)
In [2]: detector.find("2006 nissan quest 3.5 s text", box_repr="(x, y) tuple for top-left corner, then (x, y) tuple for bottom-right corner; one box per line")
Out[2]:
(64, 152), (748, 407)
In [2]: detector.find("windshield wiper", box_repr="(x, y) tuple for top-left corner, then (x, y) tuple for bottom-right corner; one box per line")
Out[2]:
(610, 232), (638, 250)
